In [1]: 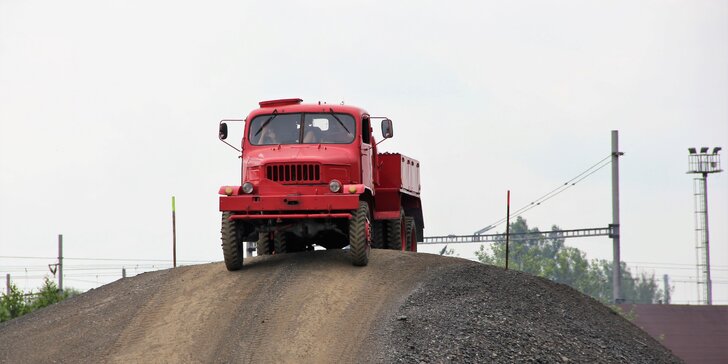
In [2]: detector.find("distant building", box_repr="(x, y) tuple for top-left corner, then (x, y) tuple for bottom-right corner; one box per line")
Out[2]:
(618, 304), (728, 364)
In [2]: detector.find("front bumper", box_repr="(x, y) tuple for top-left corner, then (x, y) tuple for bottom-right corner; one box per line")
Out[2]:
(219, 193), (360, 217)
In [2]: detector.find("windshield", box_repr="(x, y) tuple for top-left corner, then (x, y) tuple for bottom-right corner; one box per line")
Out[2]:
(249, 113), (356, 145)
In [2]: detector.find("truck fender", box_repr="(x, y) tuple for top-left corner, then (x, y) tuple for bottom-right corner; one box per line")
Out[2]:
(342, 184), (366, 195)
(218, 185), (242, 196)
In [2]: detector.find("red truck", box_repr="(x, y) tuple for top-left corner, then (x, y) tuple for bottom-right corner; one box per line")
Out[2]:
(218, 98), (423, 269)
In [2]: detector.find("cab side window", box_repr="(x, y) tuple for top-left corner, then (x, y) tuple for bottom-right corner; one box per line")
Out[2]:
(362, 117), (371, 144)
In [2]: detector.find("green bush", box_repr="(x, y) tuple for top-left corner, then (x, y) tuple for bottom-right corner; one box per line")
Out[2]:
(1, 278), (80, 323)
(0, 283), (31, 322)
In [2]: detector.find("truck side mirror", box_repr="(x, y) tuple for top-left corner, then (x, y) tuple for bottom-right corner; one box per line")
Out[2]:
(381, 119), (393, 139)
(219, 122), (229, 140)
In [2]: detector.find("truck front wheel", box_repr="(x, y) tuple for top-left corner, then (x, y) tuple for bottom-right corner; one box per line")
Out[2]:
(221, 212), (244, 271)
(349, 201), (371, 266)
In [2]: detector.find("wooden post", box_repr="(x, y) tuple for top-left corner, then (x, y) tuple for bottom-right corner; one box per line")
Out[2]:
(172, 196), (177, 268)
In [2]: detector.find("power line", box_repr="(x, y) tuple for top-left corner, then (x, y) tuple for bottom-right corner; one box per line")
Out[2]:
(629, 265), (728, 272)
(1, 265), (178, 274)
(0, 255), (210, 263)
(626, 261), (728, 269)
(64, 277), (117, 285)
(62, 265), (172, 271)
(478, 154), (613, 232)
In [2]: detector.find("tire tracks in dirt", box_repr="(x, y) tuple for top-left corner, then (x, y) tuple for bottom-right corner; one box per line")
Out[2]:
(211, 250), (457, 363)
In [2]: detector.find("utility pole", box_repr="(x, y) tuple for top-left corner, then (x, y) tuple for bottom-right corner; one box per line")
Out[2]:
(611, 130), (624, 303)
(58, 234), (63, 294)
(5, 274), (10, 295)
(663, 274), (671, 304)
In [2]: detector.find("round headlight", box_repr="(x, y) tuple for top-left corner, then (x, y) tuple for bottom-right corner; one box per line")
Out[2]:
(242, 182), (254, 194)
(329, 179), (342, 193)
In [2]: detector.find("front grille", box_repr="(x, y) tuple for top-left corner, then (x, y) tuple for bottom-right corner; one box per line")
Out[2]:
(266, 164), (320, 183)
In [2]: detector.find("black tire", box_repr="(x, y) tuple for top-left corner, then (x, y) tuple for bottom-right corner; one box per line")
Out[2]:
(405, 217), (416, 252)
(349, 201), (371, 266)
(221, 212), (244, 271)
(386, 211), (405, 250)
(257, 232), (273, 255)
(274, 232), (287, 254)
(372, 221), (385, 249)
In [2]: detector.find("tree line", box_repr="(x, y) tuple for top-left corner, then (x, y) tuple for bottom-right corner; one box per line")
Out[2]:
(475, 217), (669, 304)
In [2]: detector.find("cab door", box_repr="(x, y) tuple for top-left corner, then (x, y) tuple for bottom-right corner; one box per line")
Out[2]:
(360, 116), (374, 191)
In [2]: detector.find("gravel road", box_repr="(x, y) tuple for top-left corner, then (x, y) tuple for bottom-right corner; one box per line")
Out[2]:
(0, 250), (681, 363)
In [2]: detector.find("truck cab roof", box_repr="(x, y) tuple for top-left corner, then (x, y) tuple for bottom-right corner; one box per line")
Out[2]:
(250, 98), (369, 120)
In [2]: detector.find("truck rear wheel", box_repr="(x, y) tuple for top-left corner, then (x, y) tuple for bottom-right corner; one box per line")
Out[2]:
(372, 221), (385, 249)
(386, 212), (405, 251)
(349, 201), (371, 266)
(274, 232), (287, 254)
(405, 217), (417, 252)
(257, 232), (273, 255)
(221, 212), (244, 271)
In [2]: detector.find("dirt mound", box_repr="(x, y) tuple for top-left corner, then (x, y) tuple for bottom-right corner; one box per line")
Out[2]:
(0, 250), (680, 363)
(377, 263), (682, 363)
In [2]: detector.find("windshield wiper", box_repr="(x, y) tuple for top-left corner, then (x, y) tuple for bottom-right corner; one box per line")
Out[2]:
(329, 108), (350, 134)
(254, 110), (278, 137)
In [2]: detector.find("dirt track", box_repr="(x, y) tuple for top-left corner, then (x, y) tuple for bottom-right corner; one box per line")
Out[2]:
(0, 250), (681, 363)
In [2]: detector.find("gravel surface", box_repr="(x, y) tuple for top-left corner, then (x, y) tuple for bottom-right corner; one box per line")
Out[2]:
(0, 250), (682, 363)
(375, 261), (683, 363)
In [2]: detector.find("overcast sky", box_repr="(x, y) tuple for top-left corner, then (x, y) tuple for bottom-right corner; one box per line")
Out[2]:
(1, 0), (726, 304)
